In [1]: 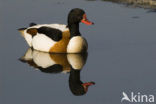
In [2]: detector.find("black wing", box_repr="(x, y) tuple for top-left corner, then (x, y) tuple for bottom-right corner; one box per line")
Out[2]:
(38, 64), (63, 73)
(37, 26), (62, 41)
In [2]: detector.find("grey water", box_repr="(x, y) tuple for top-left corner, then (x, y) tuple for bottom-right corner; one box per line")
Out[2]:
(1, 0), (156, 104)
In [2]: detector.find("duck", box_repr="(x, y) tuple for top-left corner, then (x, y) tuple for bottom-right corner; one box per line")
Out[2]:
(20, 48), (70, 73)
(20, 48), (95, 95)
(20, 48), (88, 73)
(18, 8), (94, 53)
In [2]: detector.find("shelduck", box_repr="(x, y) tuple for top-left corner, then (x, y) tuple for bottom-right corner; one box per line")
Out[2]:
(18, 8), (94, 53)
(20, 48), (95, 95)
(20, 48), (88, 73)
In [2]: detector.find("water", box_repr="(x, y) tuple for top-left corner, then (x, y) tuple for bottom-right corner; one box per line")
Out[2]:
(1, 0), (156, 104)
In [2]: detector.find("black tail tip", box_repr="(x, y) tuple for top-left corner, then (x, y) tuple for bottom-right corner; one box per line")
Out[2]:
(18, 28), (26, 31)
(18, 57), (26, 63)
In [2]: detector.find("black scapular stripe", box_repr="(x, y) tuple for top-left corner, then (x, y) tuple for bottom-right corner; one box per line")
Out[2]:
(18, 28), (26, 31)
(37, 26), (62, 41)
(39, 64), (63, 73)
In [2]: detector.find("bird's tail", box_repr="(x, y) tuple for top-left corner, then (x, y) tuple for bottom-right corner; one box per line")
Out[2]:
(18, 28), (26, 37)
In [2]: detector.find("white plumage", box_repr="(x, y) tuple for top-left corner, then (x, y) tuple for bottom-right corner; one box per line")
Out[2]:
(32, 50), (56, 68)
(32, 34), (56, 52)
(23, 31), (33, 47)
(67, 36), (88, 53)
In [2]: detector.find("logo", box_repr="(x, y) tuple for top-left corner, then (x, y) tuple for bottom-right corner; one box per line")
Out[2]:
(121, 92), (155, 103)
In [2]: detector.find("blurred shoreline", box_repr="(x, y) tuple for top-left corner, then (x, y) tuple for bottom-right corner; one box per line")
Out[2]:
(102, 0), (156, 9)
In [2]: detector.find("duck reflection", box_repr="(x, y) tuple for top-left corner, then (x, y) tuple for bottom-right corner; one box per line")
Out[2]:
(20, 48), (95, 96)
(69, 69), (95, 96)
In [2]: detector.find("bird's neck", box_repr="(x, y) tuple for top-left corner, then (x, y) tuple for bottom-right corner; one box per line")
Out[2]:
(68, 23), (81, 38)
(69, 69), (82, 83)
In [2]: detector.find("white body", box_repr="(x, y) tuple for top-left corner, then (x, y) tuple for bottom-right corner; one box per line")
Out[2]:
(21, 48), (86, 72)
(67, 54), (86, 69)
(32, 34), (56, 52)
(67, 36), (88, 53)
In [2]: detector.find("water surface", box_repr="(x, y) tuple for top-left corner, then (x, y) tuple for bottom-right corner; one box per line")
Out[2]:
(1, 0), (156, 104)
